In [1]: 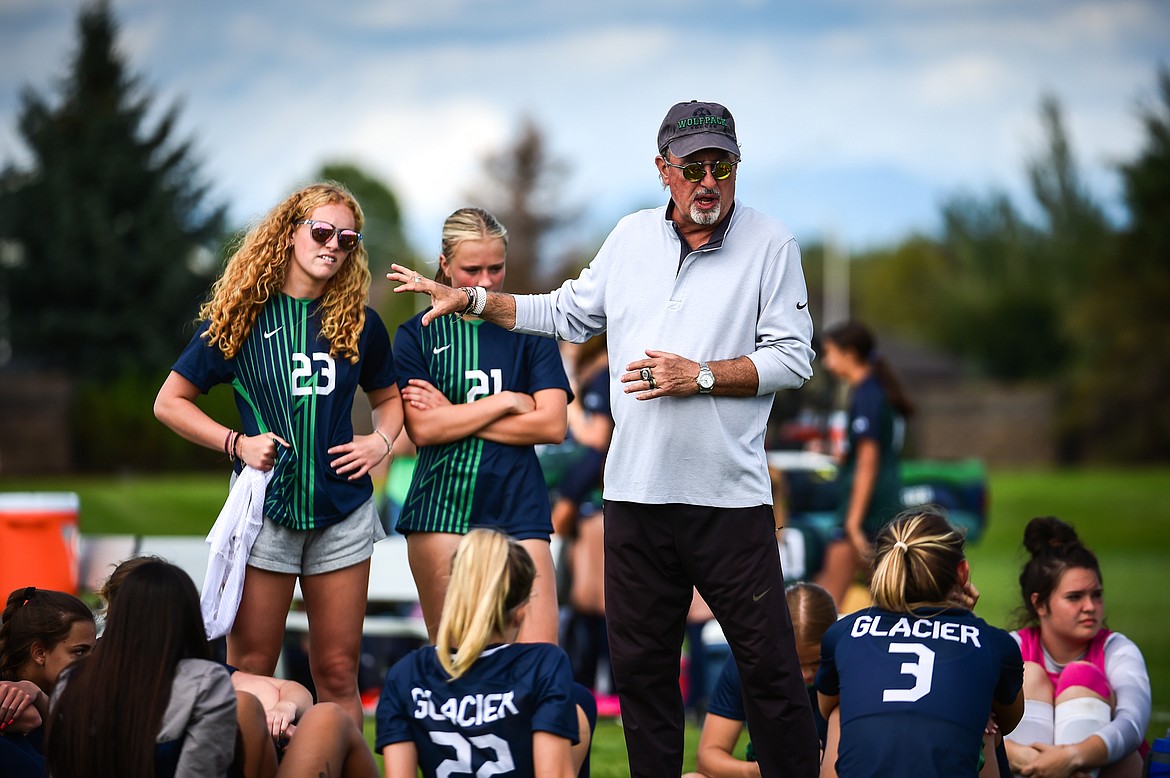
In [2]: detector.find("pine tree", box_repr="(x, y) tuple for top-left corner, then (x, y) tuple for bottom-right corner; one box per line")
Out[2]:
(0, 1), (224, 378)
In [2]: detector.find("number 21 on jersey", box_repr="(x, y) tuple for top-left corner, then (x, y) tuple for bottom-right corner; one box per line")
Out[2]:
(466, 369), (503, 402)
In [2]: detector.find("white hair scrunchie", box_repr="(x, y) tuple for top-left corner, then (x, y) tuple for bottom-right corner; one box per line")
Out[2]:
(894, 541), (910, 553)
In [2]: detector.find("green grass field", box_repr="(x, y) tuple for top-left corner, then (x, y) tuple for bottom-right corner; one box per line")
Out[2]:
(3, 466), (1167, 773)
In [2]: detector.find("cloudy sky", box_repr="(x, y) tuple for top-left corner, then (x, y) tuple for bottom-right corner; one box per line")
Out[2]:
(2, 0), (1167, 261)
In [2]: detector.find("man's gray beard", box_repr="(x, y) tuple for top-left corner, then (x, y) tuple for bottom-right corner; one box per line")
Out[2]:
(689, 201), (722, 225)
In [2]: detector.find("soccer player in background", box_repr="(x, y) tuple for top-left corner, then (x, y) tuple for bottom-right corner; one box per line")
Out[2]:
(815, 321), (914, 608)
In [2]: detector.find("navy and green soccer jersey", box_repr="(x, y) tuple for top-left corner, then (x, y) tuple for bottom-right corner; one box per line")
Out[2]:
(393, 311), (571, 538)
(815, 606), (1023, 778)
(838, 374), (905, 536)
(707, 652), (828, 752)
(375, 643), (579, 776)
(172, 295), (396, 530)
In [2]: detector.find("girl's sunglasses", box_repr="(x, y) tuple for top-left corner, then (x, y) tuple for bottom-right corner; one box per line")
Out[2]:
(661, 159), (739, 182)
(296, 220), (362, 252)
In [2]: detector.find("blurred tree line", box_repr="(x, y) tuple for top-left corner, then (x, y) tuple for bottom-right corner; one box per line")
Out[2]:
(1, 1), (1165, 469)
(0, 3), (569, 472)
(846, 82), (1170, 462)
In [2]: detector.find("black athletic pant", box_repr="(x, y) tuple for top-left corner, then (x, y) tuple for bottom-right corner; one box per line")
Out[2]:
(604, 501), (819, 778)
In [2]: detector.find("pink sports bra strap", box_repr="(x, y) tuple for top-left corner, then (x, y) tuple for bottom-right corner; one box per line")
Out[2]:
(1017, 626), (1112, 686)
(1017, 627), (1044, 664)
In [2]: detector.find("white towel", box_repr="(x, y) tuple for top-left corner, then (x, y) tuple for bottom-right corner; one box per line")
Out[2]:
(201, 466), (273, 640)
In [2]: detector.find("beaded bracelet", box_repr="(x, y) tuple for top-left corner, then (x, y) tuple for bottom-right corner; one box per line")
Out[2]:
(224, 429), (235, 459)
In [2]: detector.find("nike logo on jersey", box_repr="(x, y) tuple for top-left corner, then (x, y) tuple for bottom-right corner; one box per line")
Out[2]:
(796, 301), (808, 310)
(432, 344), (452, 355)
(752, 586), (772, 602)
(263, 326), (284, 339)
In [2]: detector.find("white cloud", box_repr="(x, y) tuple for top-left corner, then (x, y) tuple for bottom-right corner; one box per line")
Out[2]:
(1, 0), (1165, 252)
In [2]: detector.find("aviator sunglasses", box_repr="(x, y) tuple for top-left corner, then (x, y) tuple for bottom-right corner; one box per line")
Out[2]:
(295, 220), (363, 252)
(661, 158), (739, 182)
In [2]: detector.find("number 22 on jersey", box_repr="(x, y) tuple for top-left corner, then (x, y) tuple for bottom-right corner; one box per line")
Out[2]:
(430, 731), (514, 778)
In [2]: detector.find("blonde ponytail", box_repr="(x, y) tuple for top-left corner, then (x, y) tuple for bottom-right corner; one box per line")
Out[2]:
(436, 529), (535, 680)
(871, 508), (965, 613)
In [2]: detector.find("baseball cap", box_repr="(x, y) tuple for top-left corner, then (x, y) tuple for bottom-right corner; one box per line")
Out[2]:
(657, 100), (740, 159)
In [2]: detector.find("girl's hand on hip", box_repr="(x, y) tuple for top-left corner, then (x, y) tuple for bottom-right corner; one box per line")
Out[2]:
(329, 433), (391, 480)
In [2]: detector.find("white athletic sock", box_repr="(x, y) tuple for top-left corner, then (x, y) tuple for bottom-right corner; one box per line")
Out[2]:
(1054, 696), (1111, 744)
(1053, 697), (1111, 777)
(1005, 699), (1054, 747)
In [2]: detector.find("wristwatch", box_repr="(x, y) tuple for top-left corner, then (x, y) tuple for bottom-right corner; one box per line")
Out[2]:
(696, 362), (715, 394)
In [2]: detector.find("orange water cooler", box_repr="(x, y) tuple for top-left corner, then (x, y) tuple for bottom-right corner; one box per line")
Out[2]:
(0, 492), (80, 598)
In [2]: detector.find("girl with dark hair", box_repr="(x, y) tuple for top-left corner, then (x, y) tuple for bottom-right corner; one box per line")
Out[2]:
(391, 208), (571, 644)
(48, 560), (237, 778)
(376, 528), (594, 778)
(79, 558), (378, 778)
(1003, 517), (1150, 778)
(815, 508), (1023, 777)
(0, 587), (95, 777)
(816, 320), (913, 607)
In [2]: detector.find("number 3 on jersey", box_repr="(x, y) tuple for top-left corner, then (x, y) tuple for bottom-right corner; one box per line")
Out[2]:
(882, 642), (935, 703)
(430, 731), (515, 777)
(466, 369), (503, 402)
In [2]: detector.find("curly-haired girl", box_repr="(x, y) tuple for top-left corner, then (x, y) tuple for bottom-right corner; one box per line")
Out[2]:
(155, 182), (403, 726)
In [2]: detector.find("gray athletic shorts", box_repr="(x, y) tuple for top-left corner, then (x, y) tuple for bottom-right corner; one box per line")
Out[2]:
(247, 496), (386, 576)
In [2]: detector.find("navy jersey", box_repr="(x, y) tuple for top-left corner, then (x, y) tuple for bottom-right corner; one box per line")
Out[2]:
(816, 606), (1022, 778)
(708, 652), (828, 750)
(375, 643), (579, 777)
(579, 367), (611, 419)
(394, 312), (571, 537)
(838, 375), (904, 536)
(554, 368), (611, 514)
(173, 295), (396, 530)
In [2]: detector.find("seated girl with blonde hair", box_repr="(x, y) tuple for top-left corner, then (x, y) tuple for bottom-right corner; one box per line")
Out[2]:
(376, 528), (595, 778)
(816, 507), (1024, 777)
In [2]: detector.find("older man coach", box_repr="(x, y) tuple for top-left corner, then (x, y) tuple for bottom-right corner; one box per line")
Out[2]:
(389, 100), (819, 777)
